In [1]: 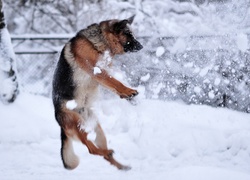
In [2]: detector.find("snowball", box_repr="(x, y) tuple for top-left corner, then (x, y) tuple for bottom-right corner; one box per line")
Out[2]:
(208, 91), (215, 99)
(184, 62), (194, 68)
(140, 73), (150, 82)
(175, 79), (182, 85)
(214, 78), (221, 86)
(199, 67), (210, 77)
(224, 79), (230, 84)
(79, 119), (97, 141)
(203, 79), (210, 84)
(93, 67), (102, 75)
(194, 86), (201, 94)
(236, 33), (248, 52)
(66, 100), (77, 110)
(194, 67), (200, 73)
(156, 46), (165, 57)
(171, 87), (177, 94)
(225, 61), (231, 66)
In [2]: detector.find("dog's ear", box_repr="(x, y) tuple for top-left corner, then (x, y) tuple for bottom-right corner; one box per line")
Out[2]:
(113, 20), (128, 33)
(112, 15), (135, 33)
(127, 15), (135, 25)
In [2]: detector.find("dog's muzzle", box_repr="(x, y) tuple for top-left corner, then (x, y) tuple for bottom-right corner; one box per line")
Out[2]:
(124, 40), (143, 52)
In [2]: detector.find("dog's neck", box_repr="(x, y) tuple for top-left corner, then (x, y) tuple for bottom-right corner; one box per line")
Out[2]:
(79, 24), (107, 53)
(100, 21), (124, 55)
(78, 21), (124, 56)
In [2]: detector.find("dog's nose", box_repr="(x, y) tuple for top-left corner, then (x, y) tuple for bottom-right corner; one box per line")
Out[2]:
(134, 41), (143, 51)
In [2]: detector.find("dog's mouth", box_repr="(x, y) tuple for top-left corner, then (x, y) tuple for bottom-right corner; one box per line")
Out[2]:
(124, 41), (143, 52)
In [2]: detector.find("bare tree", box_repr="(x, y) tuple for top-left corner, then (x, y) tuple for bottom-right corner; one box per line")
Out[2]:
(0, 0), (18, 103)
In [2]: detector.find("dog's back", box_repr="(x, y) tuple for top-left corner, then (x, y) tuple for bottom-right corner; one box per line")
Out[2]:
(53, 31), (100, 115)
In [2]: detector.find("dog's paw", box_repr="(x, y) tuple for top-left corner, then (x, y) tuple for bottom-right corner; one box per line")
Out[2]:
(119, 89), (138, 100)
(120, 165), (132, 171)
(126, 90), (138, 101)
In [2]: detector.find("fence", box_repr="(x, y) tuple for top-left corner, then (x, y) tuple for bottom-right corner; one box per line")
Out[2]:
(12, 34), (250, 112)
(11, 35), (69, 97)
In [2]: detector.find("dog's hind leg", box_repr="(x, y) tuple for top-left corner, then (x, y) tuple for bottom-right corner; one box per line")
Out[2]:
(94, 123), (108, 150)
(77, 125), (130, 170)
(60, 128), (79, 170)
(94, 123), (131, 170)
(74, 125), (113, 157)
(60, 108), (130, 170)
(104, 151), (131, 170)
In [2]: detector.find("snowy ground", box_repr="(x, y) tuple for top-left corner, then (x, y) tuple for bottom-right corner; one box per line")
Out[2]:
(1, 93), (250, 180)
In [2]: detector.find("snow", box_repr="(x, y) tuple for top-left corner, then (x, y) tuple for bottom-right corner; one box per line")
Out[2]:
(80, 118), (98, 142)
(93, 67), (102, 75)
(208, 90), (215, 99)
(156, 46), (165, 57)
(194, 86), (201, 94)
(96, 51), (112, 70)
(1, 93), (250, 179)
(0, 78), (16, 102)
(0, 26), (18, 103)
(199, 66), (211, 77)
(140, 73), (150, 82)
(2, 1), (250, 178)
(5, 1), (250, 38)
(0, 29), (16, 72)
(5, 1), (250, 113)
(214, 78), (221, 86)
(103, 51), (112, 64)
(236, 33), (249, 52)
(66, 100), (77, 110)
(169, 38), (186, 54)
(151, 82), (164, 99)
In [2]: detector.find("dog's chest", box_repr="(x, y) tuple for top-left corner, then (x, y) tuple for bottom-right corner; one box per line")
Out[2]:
(73, 67), (98, 107)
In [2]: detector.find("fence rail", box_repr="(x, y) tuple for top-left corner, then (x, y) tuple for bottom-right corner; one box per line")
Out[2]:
(11, 33), (250, 54)
(11, 34), (73, 40)
(14, 50), (58, 54)
(11, 34), (72, 54)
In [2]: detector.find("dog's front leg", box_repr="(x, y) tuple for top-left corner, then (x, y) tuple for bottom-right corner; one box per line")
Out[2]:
(92, 68), (138, 100)
(75, 58), (138, 100)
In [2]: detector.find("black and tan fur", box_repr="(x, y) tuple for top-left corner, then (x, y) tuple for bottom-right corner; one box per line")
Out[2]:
(52, 16), (143, 170)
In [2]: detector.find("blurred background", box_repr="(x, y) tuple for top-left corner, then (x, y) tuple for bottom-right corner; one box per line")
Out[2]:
(3, 0), (250, 112)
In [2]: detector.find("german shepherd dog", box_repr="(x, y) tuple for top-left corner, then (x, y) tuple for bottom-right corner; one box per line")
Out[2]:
(52, 15), (143, 170)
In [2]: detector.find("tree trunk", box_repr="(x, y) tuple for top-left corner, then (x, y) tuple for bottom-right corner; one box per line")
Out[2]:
(0, 0), (19, 103)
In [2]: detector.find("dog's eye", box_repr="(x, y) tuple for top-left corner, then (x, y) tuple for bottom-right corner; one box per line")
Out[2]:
(123, 31), (131, 35)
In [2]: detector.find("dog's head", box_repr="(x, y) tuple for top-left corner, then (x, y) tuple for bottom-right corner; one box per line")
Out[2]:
(101, 15), (143, 54)
(112, 15), (143, 53)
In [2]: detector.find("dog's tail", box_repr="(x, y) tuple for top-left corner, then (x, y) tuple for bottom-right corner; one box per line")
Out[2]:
(61, 128), (79, 170)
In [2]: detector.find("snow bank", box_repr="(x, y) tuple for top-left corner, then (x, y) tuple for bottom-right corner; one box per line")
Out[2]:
(0, 93), (250, 179)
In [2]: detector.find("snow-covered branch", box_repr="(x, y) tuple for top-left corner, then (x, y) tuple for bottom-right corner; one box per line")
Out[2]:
(0, 0), (18, 103)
